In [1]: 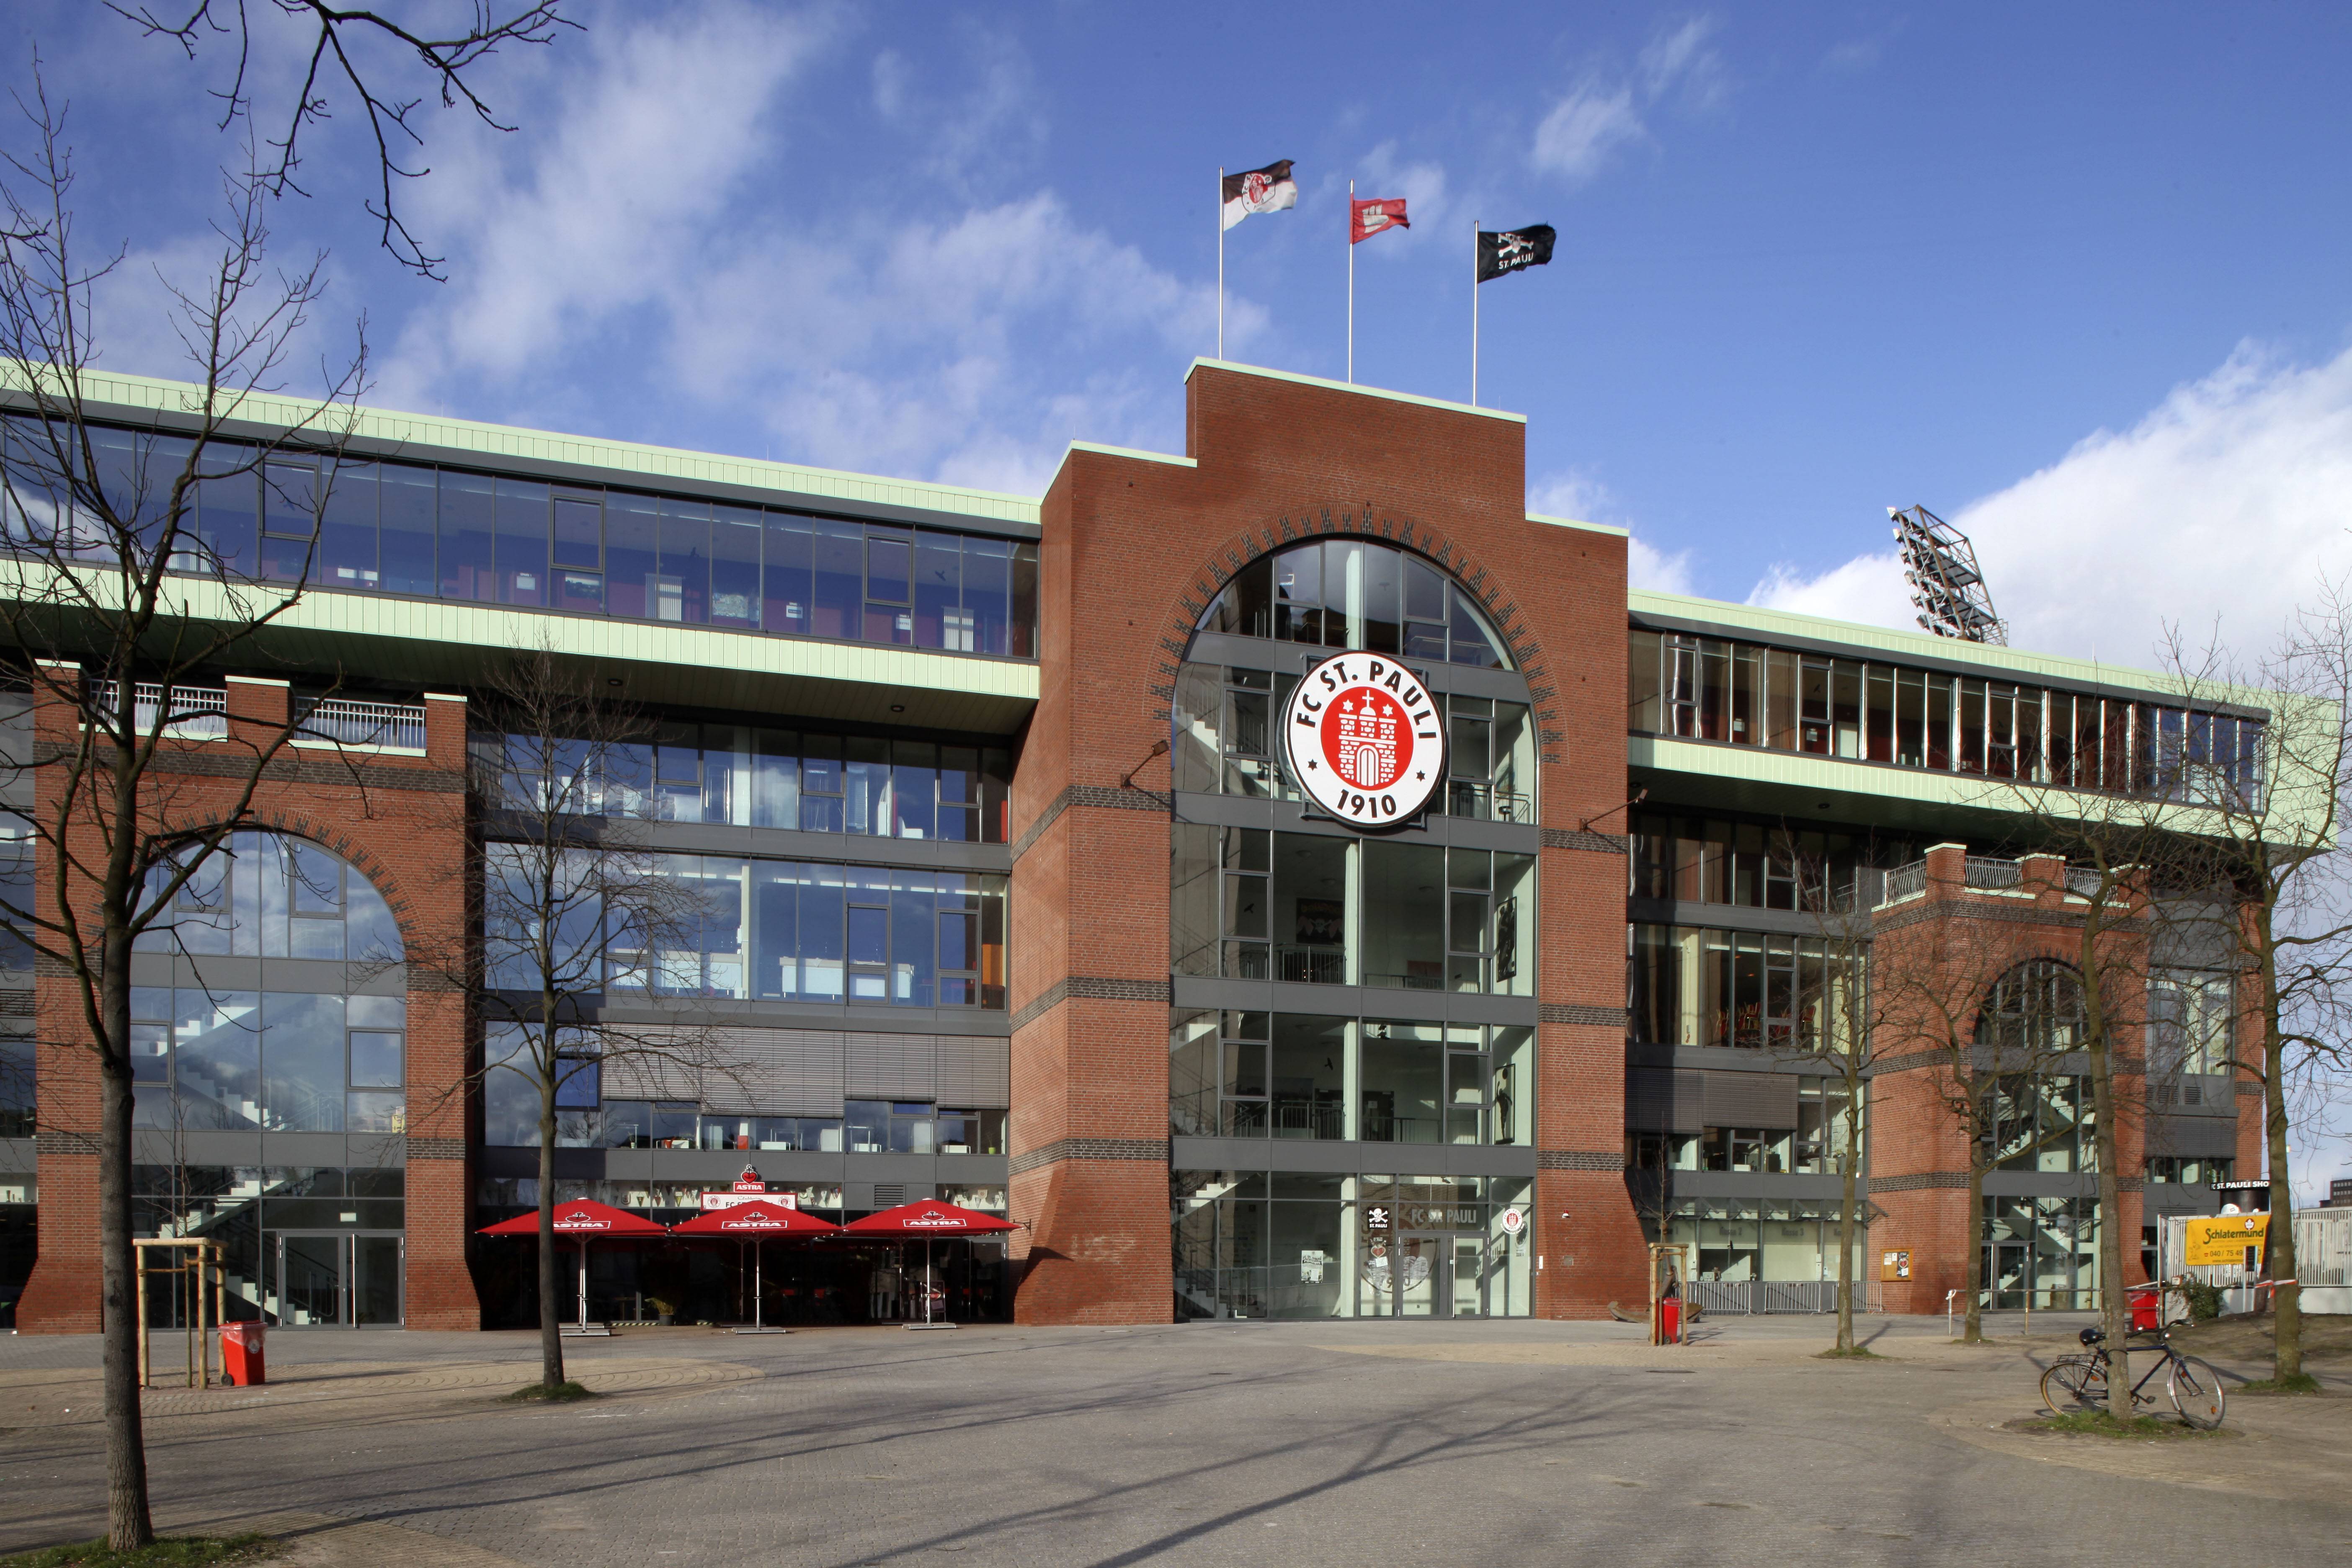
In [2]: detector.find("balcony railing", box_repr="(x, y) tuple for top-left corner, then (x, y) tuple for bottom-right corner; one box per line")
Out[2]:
(294, 696), (428, 753)
(1444, 780), (1534, 825)
(1878, 860), (1926, 905)
(1965, 856), (2024, 891)
(87, 682), (226, 740)
(1275, 944), (1346, 985)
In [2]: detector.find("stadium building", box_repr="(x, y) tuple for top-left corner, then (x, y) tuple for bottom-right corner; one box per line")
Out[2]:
(0, 360), (2267, 1330)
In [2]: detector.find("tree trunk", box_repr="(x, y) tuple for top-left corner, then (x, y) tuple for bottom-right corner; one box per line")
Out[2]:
(1835, 1090), (1858, 1351)
(98, 944), (155, 1551)
(2084, 983), (2130, 1418)
(1963, 1120), (1985, 1344)
(537, 1080), (565, 1388)
(2264, 1044), (2301, 1380)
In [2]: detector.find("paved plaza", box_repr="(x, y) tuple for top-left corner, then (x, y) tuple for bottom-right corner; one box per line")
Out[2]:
(0, 1314), (2346, 1566)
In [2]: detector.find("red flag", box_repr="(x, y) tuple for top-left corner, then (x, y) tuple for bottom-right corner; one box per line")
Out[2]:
(1350, 197), (1409, 244)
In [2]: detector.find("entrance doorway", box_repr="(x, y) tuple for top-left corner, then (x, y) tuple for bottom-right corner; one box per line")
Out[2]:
(273, 1232), (403, 1327)
(1361, 1233), (1491, 1318)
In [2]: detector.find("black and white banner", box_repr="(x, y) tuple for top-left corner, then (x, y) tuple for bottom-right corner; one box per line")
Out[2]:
(1476, 224), (1557, 282)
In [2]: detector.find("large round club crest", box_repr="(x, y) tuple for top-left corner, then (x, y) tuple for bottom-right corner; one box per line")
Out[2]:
(1282, 652), (1447, 830)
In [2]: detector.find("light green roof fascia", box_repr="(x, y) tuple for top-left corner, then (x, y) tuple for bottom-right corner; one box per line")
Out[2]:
(1186, 358), (1525, 425)
(1632, 588), (2205, 697)
(1062, 441), (1198, 469)
(5, 364), (1041, 527)
(283, 592), (1040, 699)
(1630, 733), (2318, 842)
(1527, 511), (1628, 538)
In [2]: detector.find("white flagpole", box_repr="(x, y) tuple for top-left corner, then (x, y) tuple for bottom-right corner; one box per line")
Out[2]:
(1217, 166), (1225, 362)
(1471, 218), (1480, 406)
(1347, 179), (1355, 384)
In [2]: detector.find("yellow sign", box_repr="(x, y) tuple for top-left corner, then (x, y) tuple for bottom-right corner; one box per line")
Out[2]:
(2183, 1214), (2269, 1268)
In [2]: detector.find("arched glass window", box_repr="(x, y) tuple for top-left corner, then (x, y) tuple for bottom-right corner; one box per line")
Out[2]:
(134, 830), (403, 962)
(1196, 539), (1513, 669)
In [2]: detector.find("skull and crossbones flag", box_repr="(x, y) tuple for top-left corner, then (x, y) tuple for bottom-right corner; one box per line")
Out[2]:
(1476, 224), (1557, 282)
(1222, 160), (1299, 231)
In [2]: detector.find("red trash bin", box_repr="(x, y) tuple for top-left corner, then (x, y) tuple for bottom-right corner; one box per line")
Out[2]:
(2127, 1283), (2162, 1334)
(219, 1321), (267, 1386)
(1658, 1297), (1681, 1342)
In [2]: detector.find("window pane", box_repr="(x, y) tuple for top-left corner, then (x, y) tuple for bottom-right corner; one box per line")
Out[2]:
(495, 478), (549, 607)
(438, 470), (495, 602)
(712, 505), (761, 627)
(552, 489), (601, 569)
(379, 462), (436, 597)
(964, 537), (1010, 655)
(319, 461), (379, 591)
(812, 519), (863, 640)
(605, 493), (658, 620)
(764, 512), (814, 637)
(914, 531), (962, 649)
(658, 498), (709, 624)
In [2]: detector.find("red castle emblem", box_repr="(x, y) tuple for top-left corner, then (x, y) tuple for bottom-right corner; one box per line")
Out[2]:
(1323, 692), (1410, 790)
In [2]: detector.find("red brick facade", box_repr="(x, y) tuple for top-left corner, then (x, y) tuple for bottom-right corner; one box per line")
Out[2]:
(1007, 364), (1645, 1321)
(15, 678), (479, 1333)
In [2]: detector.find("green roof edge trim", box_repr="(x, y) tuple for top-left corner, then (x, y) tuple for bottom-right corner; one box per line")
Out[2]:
(4, 363), (1042, 527)
(1185, 358), (1526, 425)
(1527, 510), (1628, 538)
(1063, 441), (1198, 469)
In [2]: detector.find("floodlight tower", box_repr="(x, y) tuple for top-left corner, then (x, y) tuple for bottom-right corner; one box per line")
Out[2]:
(1890, 505), (2006, 645)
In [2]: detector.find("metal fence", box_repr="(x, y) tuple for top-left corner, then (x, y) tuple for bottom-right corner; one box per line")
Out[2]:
(1686, 1279), (1859, 1315)
(88, 681), (227, 740)
(295, 696), (428, 752)
(1963, 856), (2023, 890)
(1879, 860), (1926, 905)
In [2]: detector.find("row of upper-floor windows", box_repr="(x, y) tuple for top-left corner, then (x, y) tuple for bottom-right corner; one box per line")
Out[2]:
(1173, 663), (1535, 824)
(1631, 811), (1917, 913)
(1173, 825), (1536, 996)
(485, 848), (1007, 1009)
(1628, 628), (2264, 805)
(489, 725), (1014, 843)
(9, 420), (1039, 656)
(1195, 539), (1514, 669)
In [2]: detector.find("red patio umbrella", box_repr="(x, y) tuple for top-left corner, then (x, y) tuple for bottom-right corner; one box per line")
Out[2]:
(671, 1200), (841, 1333)
(843, 1201), (1019, 1329)
(479, 1199), (670, 1333)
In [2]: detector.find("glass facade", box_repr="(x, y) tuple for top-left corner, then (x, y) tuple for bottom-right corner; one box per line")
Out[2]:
(1663, 1199), (1867, 1283)
(1170, 1010), (1531, 1146)
(1627, 924), (1864, 1052)
(18, 420), (1039, 657)
(131, 988), (406, 1134)
(132, 831), (403, 962)
(1628, 627), (2263, 805)
(1631, 812), (1914, 911)
(131, 1165), (405, 1328)
(493, 725), (1014, 842)
(1196, 539), (1514, 668)
(1171, 828), (1534, 995)
(485, 850), (1007, 1007)
(1173, 1171), (1533, 1320)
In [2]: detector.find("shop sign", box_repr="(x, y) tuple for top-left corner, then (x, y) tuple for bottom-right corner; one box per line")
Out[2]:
(700, 1191), (800, 1211)
(731, 1167), (768, 1194)
(1282, 652), (1447, 831)
(2183, 1214), (2268, 1267)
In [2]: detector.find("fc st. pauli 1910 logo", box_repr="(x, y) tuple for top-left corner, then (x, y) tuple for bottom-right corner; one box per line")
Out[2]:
(1282, 652), (1447, 830)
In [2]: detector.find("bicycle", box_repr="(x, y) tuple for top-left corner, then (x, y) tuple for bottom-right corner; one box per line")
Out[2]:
(2038, 1326), (2227, 1429)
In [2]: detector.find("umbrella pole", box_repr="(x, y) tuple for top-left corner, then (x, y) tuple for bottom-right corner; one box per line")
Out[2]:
(578, 1238), (588, 1330)
(926, 1239), (934, 1325)
(754, 1239), (764, 1330)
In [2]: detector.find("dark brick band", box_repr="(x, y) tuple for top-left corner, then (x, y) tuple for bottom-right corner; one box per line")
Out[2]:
(1009, 1137), (1169, 1176)
(1542, 828), (1630, 855)
(1537, 1149), (1625, 1171)
(148, 748), (465, 794)
(34, 1130), (99, 1155)
(1868, 1171), (1968, 1192)
(1011, 976), (1172, 1031)
(405, 1137), (466, 1161)
(1539, 1003), (1628, 1027)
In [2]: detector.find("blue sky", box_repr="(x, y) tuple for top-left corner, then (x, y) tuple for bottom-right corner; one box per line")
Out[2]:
(9, 4), (2349, 1191)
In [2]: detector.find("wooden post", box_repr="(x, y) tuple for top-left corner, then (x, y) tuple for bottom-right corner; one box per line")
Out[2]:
(135, 1242), (150, 1389)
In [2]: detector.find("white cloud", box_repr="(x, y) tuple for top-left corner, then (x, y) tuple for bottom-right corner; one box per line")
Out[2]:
(1530, 470), (1693, 594)
(375, 3), (828, 405)
(1530, 81), (1642, 185)
(872, 23), (1045, 195)
(1531, 15), (1725, 185)
(1748, 342), (2352, 667)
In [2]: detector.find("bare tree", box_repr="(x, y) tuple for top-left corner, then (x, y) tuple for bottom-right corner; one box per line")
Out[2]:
(0, 82), (364, 1549)
(2141, 602), (2352, 1388)
(405, 644), (725, 1391)
(109, 0), (577, 279)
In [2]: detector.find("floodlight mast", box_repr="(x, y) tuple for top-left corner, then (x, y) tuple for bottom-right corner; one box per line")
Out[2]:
(1890, 504), (2006, 646)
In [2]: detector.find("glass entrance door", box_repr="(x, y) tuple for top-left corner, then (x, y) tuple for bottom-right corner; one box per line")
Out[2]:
(273, 1232), (403, 1327)
(1448, 1236), (1486, 1317)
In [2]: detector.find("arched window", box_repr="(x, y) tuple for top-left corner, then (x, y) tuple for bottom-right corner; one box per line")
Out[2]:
(1196, 538), (1513, 670)
(135, 830), (403, 962)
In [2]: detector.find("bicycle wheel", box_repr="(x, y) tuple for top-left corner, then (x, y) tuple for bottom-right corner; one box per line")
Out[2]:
(2040, 1357), (2105, 1412)
(2168, 1356), (2226, 1429)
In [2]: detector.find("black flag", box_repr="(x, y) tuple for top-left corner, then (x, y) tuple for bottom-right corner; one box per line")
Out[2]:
(1477, 225), (1556, 283)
